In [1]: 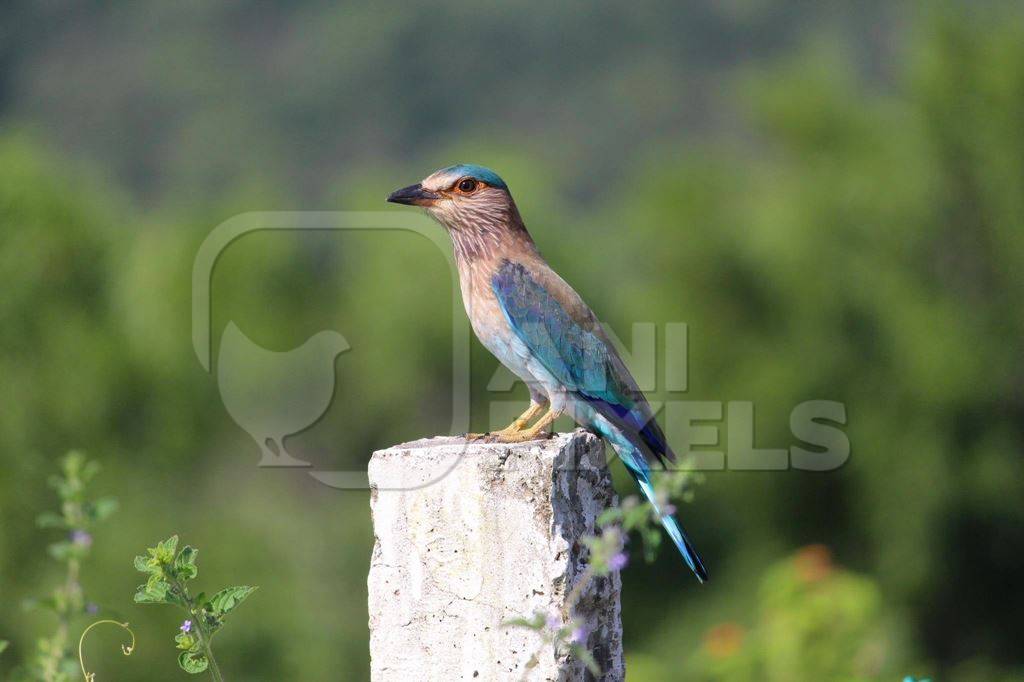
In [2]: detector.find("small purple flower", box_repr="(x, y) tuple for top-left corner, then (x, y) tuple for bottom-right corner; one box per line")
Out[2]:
(180, 620), (192, 634)
(570, 623), (590, 644)
(663, 504), (677, 516)
(545, 611), (562, 631)
(608, 552), (629, 571)
(86, 602), (99, 614)
(71, 530), (93, 548)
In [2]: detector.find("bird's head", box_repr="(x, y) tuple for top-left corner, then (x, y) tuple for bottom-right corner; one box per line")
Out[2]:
(387, 164), (518, 233)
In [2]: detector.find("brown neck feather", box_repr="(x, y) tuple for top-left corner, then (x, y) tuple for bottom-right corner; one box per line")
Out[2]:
(447, 200), (538, 266)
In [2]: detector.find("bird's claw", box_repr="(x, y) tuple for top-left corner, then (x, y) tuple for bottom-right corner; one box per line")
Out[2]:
(462, 431), (527, 443)
(483, 429), (554, 444)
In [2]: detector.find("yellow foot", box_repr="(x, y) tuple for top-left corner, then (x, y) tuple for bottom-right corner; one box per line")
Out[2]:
(488, 408), (562, 443)
(486, 402), (548, 441)
(488, 421), (530, 440)
(462, 432), (490, 441)
(489, 429), (554, 443)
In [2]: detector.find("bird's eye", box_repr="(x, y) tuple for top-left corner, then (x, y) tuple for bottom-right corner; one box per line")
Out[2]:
(457, 178), (478, 193)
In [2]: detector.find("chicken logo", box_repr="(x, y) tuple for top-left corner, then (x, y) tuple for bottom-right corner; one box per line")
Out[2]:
(216, 322), (349, 467)
(192, 212), (471, 484)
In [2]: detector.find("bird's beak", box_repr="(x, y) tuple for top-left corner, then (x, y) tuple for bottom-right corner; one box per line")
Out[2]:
(386, 183), (440, 206)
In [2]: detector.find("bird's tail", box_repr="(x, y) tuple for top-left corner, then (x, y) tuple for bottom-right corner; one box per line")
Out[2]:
(608, 438), (709, 583)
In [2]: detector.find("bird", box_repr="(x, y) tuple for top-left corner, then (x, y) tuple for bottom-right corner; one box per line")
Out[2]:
(217, 321), (349, 467)
(387, 164), (708, 582)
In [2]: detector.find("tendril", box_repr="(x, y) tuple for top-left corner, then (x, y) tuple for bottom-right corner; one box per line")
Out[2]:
(78, 619), (135, 681)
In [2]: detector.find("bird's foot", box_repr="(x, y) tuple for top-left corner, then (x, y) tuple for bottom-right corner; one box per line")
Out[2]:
(483, 402), (549, 442)
(462, 432), (491, 441)
(488, 429), (555, 443)
(488, 408), (563, 443)
(486, 421), (529, 441)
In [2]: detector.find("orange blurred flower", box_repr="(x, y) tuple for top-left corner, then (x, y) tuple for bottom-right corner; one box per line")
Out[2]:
(794, 544), (834, 582)
(704, 622), (745, 659)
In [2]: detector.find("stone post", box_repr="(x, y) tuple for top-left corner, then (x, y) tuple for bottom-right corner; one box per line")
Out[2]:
(368, 430), (624, 681)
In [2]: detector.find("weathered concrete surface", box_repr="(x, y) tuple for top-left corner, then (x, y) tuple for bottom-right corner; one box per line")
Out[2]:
(368, 430), (623, 681)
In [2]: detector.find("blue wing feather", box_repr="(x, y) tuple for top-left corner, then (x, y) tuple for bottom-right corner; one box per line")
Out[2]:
(491, 259), (707, 582)
(491, 260), (672, 463)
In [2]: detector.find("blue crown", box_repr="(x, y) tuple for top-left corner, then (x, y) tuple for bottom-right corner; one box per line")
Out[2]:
(441, 164), (508, 190)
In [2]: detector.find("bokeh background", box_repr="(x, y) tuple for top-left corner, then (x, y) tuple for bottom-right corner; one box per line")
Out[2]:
(2, 2), (1024, 680)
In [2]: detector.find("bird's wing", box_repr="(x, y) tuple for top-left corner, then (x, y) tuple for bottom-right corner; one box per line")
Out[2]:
(493, 258), (708, 582)
(491, 259), (675, 467)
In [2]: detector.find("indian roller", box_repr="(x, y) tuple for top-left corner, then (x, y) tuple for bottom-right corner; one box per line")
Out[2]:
(387, 164), (708, 582)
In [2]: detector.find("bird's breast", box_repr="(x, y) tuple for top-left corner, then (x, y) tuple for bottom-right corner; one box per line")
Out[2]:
(460, 264), (512, 348)
(458, 261), (535, 381)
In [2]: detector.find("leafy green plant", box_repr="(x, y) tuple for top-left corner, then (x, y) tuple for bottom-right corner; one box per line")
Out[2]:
(16, 452), (118, 681)
(133, 535), (257, 681)
(0, 454), (259, 681)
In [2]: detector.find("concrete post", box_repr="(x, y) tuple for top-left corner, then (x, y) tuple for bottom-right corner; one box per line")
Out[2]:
(368, 430), (624, 681)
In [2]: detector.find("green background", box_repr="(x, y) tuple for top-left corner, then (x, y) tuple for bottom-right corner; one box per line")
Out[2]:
(1, 2), (1023, 680)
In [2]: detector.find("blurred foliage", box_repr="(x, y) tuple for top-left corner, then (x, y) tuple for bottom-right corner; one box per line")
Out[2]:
(14, 452), (117, 681)
(684, 546), (906, 681)
(1, 3), (1023, 681)
(0, 0), (898, 204)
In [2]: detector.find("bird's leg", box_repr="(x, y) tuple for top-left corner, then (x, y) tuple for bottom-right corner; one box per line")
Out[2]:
(490, 407), (563, 443)
(488, 401), (547, 440)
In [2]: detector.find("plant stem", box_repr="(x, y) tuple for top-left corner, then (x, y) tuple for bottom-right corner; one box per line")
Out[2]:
(173, 577), (225, 682)
(197, 629), (224, 682)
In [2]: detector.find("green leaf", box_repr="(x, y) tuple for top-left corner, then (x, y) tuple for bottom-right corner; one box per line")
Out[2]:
(208, 585), (257, 618)
(569, 643), (601, 675)
(178, 651), (209, 674)
(175, 632), (197, 651)
(88, 496), (119, 521)
(134, 590), (165, 604)
(167, 590), (187, 608)
(47, 540), (69, 560)
(146, 572), (166, 592)
(145, 535), (179, 565)
(0, 640), (8, 656)
(81, 458), (101, 482)
(502, 614), (546, 630)
(596, 507), (623, 527)
(35, 511), (66, 529)
(134, 579), (171, 604)
(22, 595), (59, 613)
(150, 535), (179, 563)
(133, 554), (155, 574)
(202, 610), (225, 634)
(174, 546), (199, 580)
(623, 504), (651, 530)
(641, 529), (661, 563)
